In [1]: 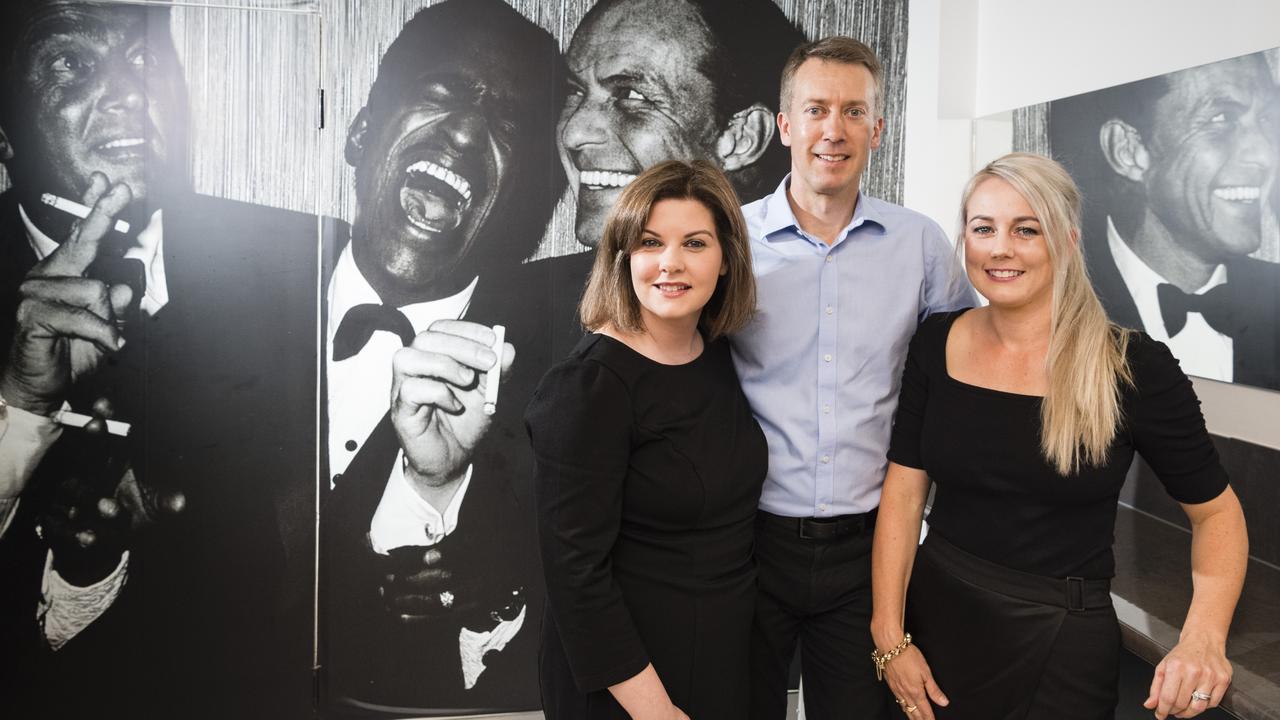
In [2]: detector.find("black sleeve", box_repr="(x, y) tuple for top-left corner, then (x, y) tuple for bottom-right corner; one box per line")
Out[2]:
(524, 358), (649, 692)
(1127, 334), (1229, 504)
(887, 320), (934, 470)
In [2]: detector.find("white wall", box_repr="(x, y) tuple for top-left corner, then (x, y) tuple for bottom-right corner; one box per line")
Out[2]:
(902, 0), (1280, 450)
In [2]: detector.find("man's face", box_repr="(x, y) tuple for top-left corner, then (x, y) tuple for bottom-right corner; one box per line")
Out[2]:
(558, 0), (722, 248)
(1141, 56), (1277, 262)
(778, 59), (882, 202)
(4, 1), (181, 202)
(350, 42), (522, 296)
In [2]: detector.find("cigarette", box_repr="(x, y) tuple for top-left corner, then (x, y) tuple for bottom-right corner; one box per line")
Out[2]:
(53, 409), (131, 437)
(41, 193), (131, 234)
(482, 324), (505, 416)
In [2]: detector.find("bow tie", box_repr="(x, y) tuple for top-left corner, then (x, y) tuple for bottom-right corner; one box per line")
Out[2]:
(1156, 282), (1237, 337)
(332, 303), (416, 361)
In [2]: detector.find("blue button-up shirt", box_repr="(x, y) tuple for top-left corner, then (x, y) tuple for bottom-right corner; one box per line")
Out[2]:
(731, 177), (976, 517)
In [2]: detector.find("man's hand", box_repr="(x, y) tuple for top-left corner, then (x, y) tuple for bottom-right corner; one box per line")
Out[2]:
(37, 400), (185, 587)
(380, 543), (526, 630)
(390, 320), (514, 491)
(0, 174), (132, 417)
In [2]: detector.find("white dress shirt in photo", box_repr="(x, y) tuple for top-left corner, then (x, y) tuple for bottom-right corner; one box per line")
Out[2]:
(1106, 217), (1232, 381)
(325, 243), (477, 480)
(325, 243), (521, 685)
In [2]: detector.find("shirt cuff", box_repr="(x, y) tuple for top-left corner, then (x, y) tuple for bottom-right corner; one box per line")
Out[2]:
(368, 454), (472, 553)
(0, 402), (62, 499)
(38, 549), (130, 650)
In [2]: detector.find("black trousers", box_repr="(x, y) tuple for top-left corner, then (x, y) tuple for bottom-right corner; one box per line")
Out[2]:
(907, 532), (1120, 720)
(750, 511), (896, 720)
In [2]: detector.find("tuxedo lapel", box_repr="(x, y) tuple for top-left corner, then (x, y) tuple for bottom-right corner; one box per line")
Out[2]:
(1226, 257), (1280, 390)
(1082, 213), (1144, 330)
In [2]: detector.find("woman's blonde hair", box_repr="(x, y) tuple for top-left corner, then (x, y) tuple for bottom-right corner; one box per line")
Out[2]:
(579, 160), (756, 339)
(960, 153), (1132, 475)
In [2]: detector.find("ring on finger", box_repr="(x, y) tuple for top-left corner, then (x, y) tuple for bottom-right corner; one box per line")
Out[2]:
(1191, 690), (1212, 702)
(904, 704), (918, 714)
(895, 698), (906, 705)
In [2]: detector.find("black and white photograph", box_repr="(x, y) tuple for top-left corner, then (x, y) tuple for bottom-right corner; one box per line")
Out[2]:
(0, 1), (321, 718)
(316, 0), (908, 716)
(0, 0), (910, 717)
(1040, 49), (1280, 391)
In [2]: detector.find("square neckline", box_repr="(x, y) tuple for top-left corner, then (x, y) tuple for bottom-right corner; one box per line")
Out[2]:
(940, 308), (1046, 401)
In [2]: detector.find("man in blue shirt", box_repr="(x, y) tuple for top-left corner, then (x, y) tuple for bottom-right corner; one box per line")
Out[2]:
(731, 37), (975, 720)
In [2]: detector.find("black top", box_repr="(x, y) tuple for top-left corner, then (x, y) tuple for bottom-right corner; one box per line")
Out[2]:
(888, 310), (1228, 578)
(525, 333), (767, 718)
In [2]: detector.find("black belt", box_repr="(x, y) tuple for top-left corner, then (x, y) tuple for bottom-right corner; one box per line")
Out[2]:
(920, 532), (1112, 612)
(762, 509), (878, 540)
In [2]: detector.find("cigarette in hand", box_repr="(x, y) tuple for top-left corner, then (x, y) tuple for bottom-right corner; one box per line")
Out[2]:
(53, 409), (131, 437)
(41, 193), (131, 234)
(483, 325), (505, 416)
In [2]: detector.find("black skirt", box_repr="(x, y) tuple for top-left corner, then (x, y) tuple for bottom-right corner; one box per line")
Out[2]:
(905, 532), (1121, 720)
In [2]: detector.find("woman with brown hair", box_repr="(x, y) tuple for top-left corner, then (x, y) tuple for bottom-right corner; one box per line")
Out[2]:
(870, 153), (1247, 720)
(525, 160), (764, 719)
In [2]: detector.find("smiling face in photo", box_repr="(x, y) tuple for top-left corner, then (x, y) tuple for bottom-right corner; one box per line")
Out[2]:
(6, 1), (181, 202)
(629, 197), (726, 331)
(1141, 55), (1277, 263)
(963, 177), (1055, 312)
(558, 0), (723, 248)
(350, 40), (521, 297)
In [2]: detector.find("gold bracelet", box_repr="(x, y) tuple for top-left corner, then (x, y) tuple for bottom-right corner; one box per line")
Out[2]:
(870, 633), (912, 682)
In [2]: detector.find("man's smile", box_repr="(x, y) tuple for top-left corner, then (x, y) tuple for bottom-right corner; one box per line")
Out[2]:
(91, 135), (153, 163)
(1211, 185), (1261, 203)
(399, 157), (477, 234)
(579, 169), (637, 190)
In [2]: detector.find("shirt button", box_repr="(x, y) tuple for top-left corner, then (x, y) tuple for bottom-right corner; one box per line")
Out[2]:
(345, 439), (358, 452)
(823, 404), (831, 414)
(821, 455), (830, 464)
(824, 354), (832, 362)
(825, 256), (834, 264)
(819, 504), (828, 512)
(825, 306), (833, 315)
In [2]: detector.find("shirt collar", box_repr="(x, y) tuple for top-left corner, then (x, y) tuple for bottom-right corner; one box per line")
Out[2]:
(20, 202), (168, 315)
(1106, 215), (1227, 297)
(17, 203), (62, 261)
(760, 174), (885, 245)
(326, 242), (478, 343)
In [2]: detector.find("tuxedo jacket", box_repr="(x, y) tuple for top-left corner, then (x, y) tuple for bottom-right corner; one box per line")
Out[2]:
(319, 247), (593, 714)
(0, 189), (321, 718)
(1083, 214), (1280, 391)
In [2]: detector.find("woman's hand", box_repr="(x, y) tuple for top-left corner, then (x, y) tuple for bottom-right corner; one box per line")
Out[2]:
(882, 645), (949, 719)
(1144, 631), (1232, 719)
(608, 663), (690, 719)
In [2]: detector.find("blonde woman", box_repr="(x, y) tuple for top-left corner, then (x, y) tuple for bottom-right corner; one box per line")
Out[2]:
(870, 153), (1247, 720)
(525, 160), (763, 719)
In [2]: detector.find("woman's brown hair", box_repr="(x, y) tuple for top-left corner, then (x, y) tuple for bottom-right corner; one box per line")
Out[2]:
(579, 160), (756, 339)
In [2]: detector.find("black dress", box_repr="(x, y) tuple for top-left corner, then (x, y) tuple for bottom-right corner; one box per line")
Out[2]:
(525, 333), (767, 719)
(887, 309), (1229, 720)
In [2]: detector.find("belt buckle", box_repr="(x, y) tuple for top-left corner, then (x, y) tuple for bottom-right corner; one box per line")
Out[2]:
(1065, 576), (1086, 612)
(798, 518), (819, 539)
